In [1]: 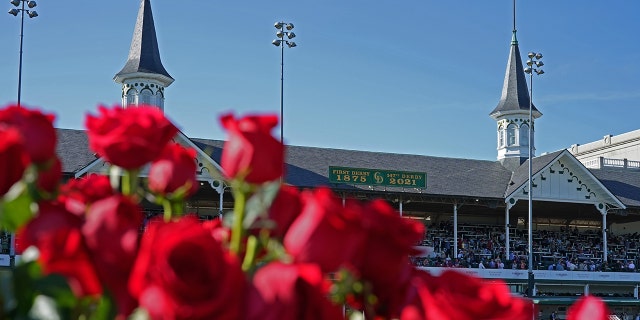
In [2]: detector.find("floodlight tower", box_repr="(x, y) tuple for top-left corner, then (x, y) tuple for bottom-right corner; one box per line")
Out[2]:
(524, 51), (544, 297)
(272, 21), (297, 146)
(8, 0), (38, 107)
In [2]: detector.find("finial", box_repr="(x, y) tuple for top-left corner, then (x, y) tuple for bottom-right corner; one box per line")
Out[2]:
(511, 0), (518, 45)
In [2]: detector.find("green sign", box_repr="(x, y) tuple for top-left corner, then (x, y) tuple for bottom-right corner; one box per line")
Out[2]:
(329, 166), (427, 189)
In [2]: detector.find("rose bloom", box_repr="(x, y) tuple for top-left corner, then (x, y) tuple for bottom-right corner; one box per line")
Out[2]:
(0, 104), (56, 163)
(59, 174), (115, 216)
(220, 113), (284, 183)
(266, 184), (302, 238)
(82, 195), (144, 317)
(355, 199), (426, 317)
(130, 216), (245, 320)
(566, 295), (610, 320)
(0, 126), (29, 196)
(148, 142), (198, 198)
(85, 105), (178, 169)
(245, 262), (343, 320)
(402, 269), (534, 320)
(284, 187), (366, 273)
(36, 156), (62, 194)
(19, 201), (102, 297)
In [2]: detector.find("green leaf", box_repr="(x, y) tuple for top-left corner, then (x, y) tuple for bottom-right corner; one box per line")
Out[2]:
(243, 181), (281, 229)
(33, 274), (75, 310)
(0, 182), (35, 231)
(88, 293), (117, 320)
(0, 269), (15, 318)
(11, 261), (43, 317)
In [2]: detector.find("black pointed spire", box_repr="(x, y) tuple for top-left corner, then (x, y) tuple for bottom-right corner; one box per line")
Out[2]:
(114, 0), (173, 85)
(489, 1), (541, 119)
(489, 31), (541, 118)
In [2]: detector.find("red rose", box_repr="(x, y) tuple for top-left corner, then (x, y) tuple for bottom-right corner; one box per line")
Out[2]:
(266, 184), (302, 237)
(245, 262), (343, 320)
(566, 295), (610, 320)
(85, 105), (178, 169)
(0, 126), (29, 196)
(284, 187), (366, 273)
(36, 156), (62, 194)
(130, 216), (245, 320)
(405, 269), (534, 320)
(148, 143), (198, 198)
(220, 113), (284, 183)
(356, 199), (425, 315)
(19, 201), (102, 297)
(82, 195), (144, 316)
(0, 105), (56, 163)
(59, 174), (115, 216)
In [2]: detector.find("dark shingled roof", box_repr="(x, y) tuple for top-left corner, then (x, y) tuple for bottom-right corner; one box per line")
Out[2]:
(591, 169), (640, 207)
(56, 129), (97, 173)
(490, 31), (541, 118)
(56, 129), (640, 209)
(191, 139), (514, 199)
(114, 0), (173, 81)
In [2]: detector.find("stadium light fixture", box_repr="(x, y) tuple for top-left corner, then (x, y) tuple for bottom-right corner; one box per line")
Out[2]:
(524, 51), (544, 297)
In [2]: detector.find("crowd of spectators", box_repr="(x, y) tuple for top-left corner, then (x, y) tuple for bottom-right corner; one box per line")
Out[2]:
(410, 221), (639, 272)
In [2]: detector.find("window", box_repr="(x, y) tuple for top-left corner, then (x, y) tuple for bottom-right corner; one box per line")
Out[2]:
(507, 124), (517, 146)
(139, 88), (153, 105)
(156, 90), (164, 109)
(125, 88), (137, 107)
(520, 124), (529, 146)
(498, 125), (505, 147)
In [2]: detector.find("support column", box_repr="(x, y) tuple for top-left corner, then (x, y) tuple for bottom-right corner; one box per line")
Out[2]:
(585, 284), (590, 296)
(453, 203), (458, 260)
(218, 190), (224, 219)
(399, 196), (403, 217)
(9, 233), (15, 267)
(634, 285), (638, 299)
(505, 206), (510, 259)
(595, 204), (608, 263)
(210, 179), (227, 220)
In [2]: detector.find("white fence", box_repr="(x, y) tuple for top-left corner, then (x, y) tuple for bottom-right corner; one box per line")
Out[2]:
(420, 267), (640, 283)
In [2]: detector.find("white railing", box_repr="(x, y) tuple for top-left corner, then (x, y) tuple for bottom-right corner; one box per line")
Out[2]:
(581, 157), (640, 170)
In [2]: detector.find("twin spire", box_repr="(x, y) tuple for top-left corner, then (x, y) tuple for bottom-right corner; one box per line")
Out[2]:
(112, 0), (541, 166)
(490, 0), (540, 119)
(114, 0), (173, 86)
(490, 0), (543, 168)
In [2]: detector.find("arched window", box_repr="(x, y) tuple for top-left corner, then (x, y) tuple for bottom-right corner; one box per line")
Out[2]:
(520, 124), (529, 146)
(156, 90), (164, 109)
(507, 124), (517, 146)
(125, 88), (137, 107)
(139, 88), (153, 105)
(498, 125), (505, 147)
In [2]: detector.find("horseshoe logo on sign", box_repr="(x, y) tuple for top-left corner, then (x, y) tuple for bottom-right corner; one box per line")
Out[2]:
(374, 172), (384, 184)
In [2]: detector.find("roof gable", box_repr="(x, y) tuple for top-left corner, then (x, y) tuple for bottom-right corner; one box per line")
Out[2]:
(72, 130), (223, 182)
(506, 150), (625, 209)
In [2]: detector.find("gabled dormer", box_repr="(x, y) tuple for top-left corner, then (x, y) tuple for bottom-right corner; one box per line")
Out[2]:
(490, 30), (542, 171)
(114, 0), (173, 111)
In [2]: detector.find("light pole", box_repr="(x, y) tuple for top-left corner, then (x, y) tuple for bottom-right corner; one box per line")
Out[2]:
(524, 51), (543, 297)
(8, 0), (38, 108)
(272, 21), (297, 146)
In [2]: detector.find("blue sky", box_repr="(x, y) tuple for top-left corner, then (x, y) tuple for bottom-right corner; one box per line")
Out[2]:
(1, 1), (638, 161)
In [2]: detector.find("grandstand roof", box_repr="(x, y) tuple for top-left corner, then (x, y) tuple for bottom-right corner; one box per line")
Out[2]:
(57, 128), (640, 211)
